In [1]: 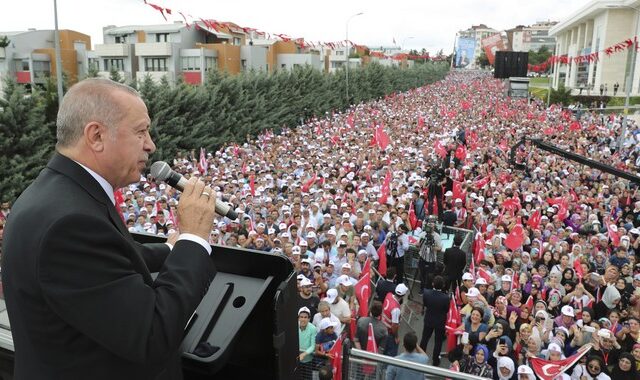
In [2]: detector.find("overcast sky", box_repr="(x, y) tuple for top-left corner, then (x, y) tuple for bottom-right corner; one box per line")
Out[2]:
(2, 0), (592, 54)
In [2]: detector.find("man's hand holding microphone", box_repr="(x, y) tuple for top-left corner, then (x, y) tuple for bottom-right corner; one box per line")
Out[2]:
(176, 177), (217, 241)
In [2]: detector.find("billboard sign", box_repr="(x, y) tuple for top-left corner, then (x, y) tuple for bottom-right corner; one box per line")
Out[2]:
(456, 37), (476, 68)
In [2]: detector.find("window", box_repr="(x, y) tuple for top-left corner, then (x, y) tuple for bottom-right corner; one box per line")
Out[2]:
(88, 58), (99, 71)
(144, 57), (167, 72)
(32, 61), (50, 79)
(233, 37), (242, 46)
(115, 35), (127, 44)
(241, 59), (247, 70)
(104, 58), (124, 71)
(156, 33), (169, 43)
(181, 57), (201, 71)
(335, 51), (344, 56)
(205, 57), (216, 71)
(16, 60), (29, 71)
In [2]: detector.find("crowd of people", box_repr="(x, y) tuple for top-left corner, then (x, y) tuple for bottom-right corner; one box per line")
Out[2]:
(2, 70), (640, 379)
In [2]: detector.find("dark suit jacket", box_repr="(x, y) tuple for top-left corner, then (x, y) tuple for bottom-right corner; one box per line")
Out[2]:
(422, 289), (450, 328)
(1, 153), (216, 380)
(443, 246), (466, 280)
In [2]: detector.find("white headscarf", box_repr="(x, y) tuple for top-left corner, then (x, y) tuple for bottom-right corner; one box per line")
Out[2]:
(601, 285), (621, 309)
(497, 356), (515, 380)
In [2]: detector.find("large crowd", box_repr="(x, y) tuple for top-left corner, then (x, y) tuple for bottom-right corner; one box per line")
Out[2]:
(2, 70), (640, 379)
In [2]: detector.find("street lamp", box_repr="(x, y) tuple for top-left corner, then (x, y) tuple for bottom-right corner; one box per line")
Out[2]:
(53, 0), (64, 108)
(402, 36), (415, 51)
(345, 12), (364, 106)
(608, 4), (640, 150)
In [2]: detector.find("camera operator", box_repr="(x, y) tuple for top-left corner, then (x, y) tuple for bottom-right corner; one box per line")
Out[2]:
(424, 159), (447, 220)
(417, 216), (442, 292)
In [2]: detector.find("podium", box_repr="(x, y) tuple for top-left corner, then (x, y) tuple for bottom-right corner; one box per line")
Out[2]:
(132, 233), (298, 380)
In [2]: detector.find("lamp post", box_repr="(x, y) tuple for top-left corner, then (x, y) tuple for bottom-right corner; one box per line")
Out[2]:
(345, 12), (363, 106)
(53, 0), (64, 108)
(619, 5), (640, 150)
(402, 36), (415, 51)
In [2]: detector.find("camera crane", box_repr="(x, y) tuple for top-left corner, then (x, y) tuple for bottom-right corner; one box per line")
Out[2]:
(509, 137), (640, 185)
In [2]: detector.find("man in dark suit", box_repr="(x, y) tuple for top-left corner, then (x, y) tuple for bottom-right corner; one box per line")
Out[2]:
(420, 276), (450, 367)
(2, 78), (217, 380)
(442, 235), (466, 292)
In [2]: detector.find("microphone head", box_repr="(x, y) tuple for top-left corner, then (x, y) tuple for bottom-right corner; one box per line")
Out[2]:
(150, 161), (172, 182)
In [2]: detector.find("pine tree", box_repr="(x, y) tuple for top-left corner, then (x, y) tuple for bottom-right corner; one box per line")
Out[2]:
(0, 78), (55, 201)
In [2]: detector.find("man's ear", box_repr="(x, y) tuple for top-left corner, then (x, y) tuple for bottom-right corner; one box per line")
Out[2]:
(84, 121), (107, 152)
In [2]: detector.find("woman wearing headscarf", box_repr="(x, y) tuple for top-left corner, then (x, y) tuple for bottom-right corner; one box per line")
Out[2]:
(459, 344), (493, 378)
(593, 285), (621, 320)
(496, 356), (516, 380)
(571, 355), (611, 380)
(609, 352), (638, 380)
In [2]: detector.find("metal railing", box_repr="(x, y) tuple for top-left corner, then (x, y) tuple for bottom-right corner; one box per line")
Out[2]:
(345, 348), (491, 380)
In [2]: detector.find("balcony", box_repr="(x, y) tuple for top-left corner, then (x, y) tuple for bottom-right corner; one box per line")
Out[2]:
(94, 44), (129, 57)
(135, 42), (172, 56)
(15, 71), (30, 84)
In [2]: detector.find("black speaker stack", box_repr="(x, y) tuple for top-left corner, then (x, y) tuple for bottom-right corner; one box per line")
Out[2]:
(494, 51), (529, 79)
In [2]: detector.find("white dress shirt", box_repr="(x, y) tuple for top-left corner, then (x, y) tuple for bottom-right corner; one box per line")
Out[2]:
(76, 161), (211, 255)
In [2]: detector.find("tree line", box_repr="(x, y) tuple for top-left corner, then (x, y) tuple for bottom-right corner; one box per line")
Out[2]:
(0, 62), (449, 201)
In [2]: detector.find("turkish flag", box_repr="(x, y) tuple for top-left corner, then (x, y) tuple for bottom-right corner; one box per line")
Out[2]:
(329, 336), (343, 380)
(511, 270), (519, 292)
(569, 121), (581, 131)
(504, 224), (525, 251)
(543, 126), (554, 135)
(363, 323), (378, 375)
(434, 140), (447, 158)
(573, 258), (584, 280)
(528, 209), (542, 230)
(524, 295), (534, 311)
(445, 295), (461, 351)
(418, 116), (425, 129)
(477, 267), (493, 284)
(198, 147), (208, 174)
(452, 181), (465, 202)
(377, 244), (387, 277)
(355, 259), (371, 317)
(249, 175), (255, 197)
(408, 202), (418, 230)
(376, 126), (390, 150)
(455, 144), (467, 161)
(473, 232), (485, 263)
(301, 172), (317, 193)
(529, 345), (593, 380)
(607, 223), (620, 246)
(241, 161), (247, 175)
(113, 189), (125, 222)
(473, 175), (491, 189)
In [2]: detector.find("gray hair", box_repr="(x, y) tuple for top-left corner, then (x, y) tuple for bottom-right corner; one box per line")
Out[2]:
(56, 78), (140, 148)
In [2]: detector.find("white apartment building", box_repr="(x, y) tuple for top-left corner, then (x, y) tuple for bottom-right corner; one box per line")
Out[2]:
(550, 0), (640, 94)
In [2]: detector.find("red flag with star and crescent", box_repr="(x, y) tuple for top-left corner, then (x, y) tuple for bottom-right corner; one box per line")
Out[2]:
(377, 244), (387, 277)
(329, 336), (343, 380)
(445, 295), (461, 351)
(363, 323), (378, 375)
(408, 201), (419, 230)
(355, 259), (371, 317)
(529, 344), (592, 380)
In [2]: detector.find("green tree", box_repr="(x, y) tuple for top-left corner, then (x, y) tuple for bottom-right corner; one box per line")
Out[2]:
(476, 50), (490, 68)
(0, 78), (55, 201)
(528, 46), (552, 66)
(0, 36), (10, 48)
(549, 84), (572, 106)
(108, 65), (124, 83)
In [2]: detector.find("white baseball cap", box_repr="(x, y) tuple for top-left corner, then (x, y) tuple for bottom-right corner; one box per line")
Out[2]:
(561, 305), (575, 317)
(395, 283), (409, 296)
(466, 287), (480, 297)
(300, 278), (312, 287)
(475, 278), (488, 286)
(298, 306), (311, 316)
(517, 365), (534, 375)
(337, 275), (352, 287)
(501, 275), (512, 282)
(325, 288), (338, 303)
(319, 317), (338, 330)
(462, 273), (474, 281)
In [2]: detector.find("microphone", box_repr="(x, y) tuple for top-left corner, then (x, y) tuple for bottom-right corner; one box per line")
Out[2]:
(150, 161), (238, 220)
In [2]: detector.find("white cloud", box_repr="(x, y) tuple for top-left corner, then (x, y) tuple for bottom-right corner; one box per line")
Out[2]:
(1, 0), (592, 54)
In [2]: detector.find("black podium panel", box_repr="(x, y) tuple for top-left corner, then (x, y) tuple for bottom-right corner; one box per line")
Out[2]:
(131, 233), (298, 380)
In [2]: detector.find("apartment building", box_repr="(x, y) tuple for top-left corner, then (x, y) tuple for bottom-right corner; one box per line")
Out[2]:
(0, 29), (90, 94)
(457, 24), (498, 68)
(507, 21), (558, 52)
(549, 0), (640, 94)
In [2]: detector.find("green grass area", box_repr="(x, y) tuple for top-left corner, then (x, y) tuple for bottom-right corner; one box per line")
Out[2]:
(529, 77), (551, 87)
(529, 87), (548, 101)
